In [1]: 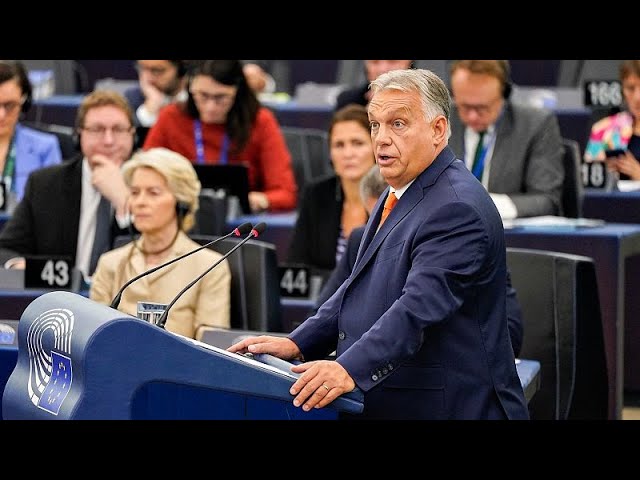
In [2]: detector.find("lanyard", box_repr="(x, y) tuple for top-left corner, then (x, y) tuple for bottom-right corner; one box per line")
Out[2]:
(3, 134), (17, 193)
(193, 120), (229, 165)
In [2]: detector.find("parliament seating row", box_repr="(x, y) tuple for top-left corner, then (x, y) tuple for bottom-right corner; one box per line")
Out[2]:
(0, 244), (611, 419)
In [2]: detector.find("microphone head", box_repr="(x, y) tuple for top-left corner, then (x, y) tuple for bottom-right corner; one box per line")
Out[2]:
(251, 222), (267, 237)
(234, 222), (253, 236)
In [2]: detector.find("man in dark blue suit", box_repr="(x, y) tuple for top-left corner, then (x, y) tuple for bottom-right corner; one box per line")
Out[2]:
(229, 68), (529, 420)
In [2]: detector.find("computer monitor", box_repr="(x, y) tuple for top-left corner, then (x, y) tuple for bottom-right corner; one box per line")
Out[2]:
(193, 164), (251, 214)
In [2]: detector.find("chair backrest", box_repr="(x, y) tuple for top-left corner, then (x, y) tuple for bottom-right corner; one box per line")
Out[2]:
(191, 235), (283, 333)
(281, 126), (332, 200)
(190, 193), (228, 236)
(506, 247), (608, 419)
(561, 138), (584, 218)
(20, 60), (80, 94)
(113, 234), (283, 333)
(556, 60), (623, 87)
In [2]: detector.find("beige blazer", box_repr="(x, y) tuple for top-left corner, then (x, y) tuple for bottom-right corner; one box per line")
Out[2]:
(90, 231), (231, 339)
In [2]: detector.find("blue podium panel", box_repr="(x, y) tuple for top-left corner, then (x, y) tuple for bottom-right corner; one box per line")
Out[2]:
(2, 291), (363, 420)
(505, 223), (640, 419)
(132, 383), (336, 420)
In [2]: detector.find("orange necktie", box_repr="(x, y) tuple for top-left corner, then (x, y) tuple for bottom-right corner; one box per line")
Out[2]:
(379, 191), (398, 229)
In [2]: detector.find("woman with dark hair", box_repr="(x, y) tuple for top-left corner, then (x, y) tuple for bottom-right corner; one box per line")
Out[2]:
(142, 60), (297, 212)
(584, 60), (640, 180)
(287, 104), (375, 273)
(0, 60), (62, 205)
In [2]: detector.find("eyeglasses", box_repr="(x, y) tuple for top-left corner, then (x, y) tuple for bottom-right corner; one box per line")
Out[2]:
(190, 90), (235, 106)
(81, 125), (134, 138)
(455, 96), (502, 116)
(0, 95), (26, 115)
(134, 63), (170, 77)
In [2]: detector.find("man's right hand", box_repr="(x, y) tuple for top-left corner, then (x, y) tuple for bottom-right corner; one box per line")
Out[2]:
(139, 77), (166, 116)
(227, 335), (302, 360)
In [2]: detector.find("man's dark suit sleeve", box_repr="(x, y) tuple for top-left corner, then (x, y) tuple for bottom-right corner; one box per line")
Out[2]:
(0, 174), (38, 264)
(506, 268), (523, 357)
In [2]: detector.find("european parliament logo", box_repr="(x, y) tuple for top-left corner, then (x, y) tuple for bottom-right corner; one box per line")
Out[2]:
(26, 308), (75, 415)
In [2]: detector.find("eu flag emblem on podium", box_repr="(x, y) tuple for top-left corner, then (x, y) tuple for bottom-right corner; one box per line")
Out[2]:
(38, 352), (72, 415)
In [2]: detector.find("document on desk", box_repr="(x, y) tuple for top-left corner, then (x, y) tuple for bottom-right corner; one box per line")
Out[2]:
(180, 335), (299, 380)
(617, 180), (640, 192)
(503, 216), (605, 229)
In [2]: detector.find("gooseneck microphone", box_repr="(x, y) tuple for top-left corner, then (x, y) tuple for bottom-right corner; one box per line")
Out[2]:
(109, 222), (253, 309)
(156, 222), (267, 329)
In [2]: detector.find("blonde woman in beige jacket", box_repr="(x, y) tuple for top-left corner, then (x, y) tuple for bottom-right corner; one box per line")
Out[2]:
(90, 147), (231, 339)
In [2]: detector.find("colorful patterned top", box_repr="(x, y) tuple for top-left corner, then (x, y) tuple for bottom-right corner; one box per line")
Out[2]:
(584, 111), (634, 161)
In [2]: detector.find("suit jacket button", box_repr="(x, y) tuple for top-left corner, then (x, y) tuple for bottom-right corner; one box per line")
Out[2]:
(338, 331), (346, 340)
(388, 363), (393, 370)
(382, 368), (388, 375)
(371, 374), (379, 381)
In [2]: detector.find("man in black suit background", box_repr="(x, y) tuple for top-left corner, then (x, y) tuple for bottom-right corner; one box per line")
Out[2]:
(0, 90), (135, 280)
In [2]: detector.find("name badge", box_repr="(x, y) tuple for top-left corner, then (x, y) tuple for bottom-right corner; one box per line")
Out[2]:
(278, 264), (310, 298)
(25, 256), (73, 289)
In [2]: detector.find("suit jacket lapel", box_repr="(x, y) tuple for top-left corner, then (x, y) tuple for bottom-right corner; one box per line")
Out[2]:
(351, 148), (456, 281)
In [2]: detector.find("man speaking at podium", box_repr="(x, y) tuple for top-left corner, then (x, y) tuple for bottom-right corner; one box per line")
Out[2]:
(229, 69), (529, 420)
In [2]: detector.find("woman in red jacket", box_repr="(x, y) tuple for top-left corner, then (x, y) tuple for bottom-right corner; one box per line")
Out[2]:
(143, 60), (297, 212)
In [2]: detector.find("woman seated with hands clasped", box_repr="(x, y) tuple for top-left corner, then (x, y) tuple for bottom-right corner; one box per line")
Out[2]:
(584, 60), (640, 180)
(90, 147), (231, 339)
(287, 104), (375, 272)
(142, 59), (297, 213)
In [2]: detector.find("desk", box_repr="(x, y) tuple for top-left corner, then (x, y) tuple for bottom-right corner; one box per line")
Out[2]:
(578, 190), (640, 393)
(583, 189), (640, 224)
(27, 96), (593, 154)
(26, 96), (335, 132)
(505, 223), (640, 419)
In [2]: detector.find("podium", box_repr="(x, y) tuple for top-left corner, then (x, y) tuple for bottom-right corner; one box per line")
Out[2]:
(2, 291), (363, 420)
